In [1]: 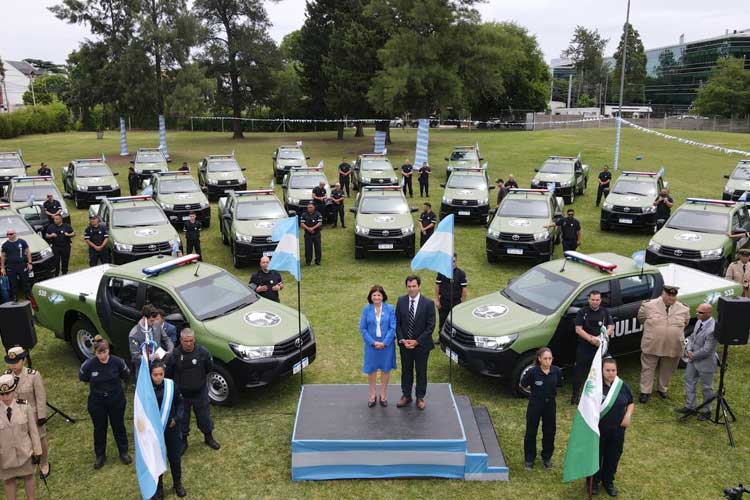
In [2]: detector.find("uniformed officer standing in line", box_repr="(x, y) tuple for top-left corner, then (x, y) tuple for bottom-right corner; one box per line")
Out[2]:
(127, 167), (138, 196)
(312, 181), (328, 221)
(725, 248), (750, 297)
(44, 214), (75, 276)
(495, 179), (508, 207)
(434, 253), (468, 331)
(165, 329), (220, 454)
(505, 174), (519, 189)
(300, 203), (322, 266)
(42, 193), (62, 221)
(418, 162), (431, 197)
(84, 215), (110, 266)
(338, 158), (352, 197)
(571, 290), (614, 405)
(330, 182), (346, 228)
(249, 256), (284, 302)
(0, 229), (33, 299)
(5, 347), (50, 480)
(596, 164), (612, 207)
(521, 347), (562, 470)
(401, 159), (414, 197)
(418, 202), (437, 247)
(37, 162), (52, 177)
(653, 188), (674, 230)
(178, 162), (190, 172)
(183, 212), (202, 260)
(547, 208), (581, 252)
(0, 373), (42, 500)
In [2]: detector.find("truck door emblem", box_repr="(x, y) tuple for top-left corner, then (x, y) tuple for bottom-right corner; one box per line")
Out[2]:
(148, 244), (157, 251)
(472, 304), (509, 319)
(623, 207), (630, 212)
(614, 318), (643, 337)
(382, 230), (389, 236)
(244, 311), (281, 327)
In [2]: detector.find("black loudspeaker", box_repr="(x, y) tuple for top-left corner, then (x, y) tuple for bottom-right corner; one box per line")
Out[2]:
(0, 300), (37, 351)
(716, 296), (750, 345)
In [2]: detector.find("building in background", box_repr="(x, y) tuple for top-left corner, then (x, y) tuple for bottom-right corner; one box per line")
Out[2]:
(1, 60), (42, 112)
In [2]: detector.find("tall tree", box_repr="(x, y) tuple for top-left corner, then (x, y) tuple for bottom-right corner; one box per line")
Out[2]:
(270, 32), (304, 119)
(611, 22), (647, 104)
(692, 57), (750, 117)
(22, 59), (67, 74)
(194, 0), (280, 139)
(297, 0), (336, 118)
(22, 74), (70, 106)
(562, 26), (608, 105)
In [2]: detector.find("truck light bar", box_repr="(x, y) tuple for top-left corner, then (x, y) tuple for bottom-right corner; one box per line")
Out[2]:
(621, 170), (658, 177)
(143, 254), (200, 276)
(278, 144), (303, 149)
(685, 197), (735, 206)
(0, 203), (10, 209)
(564, 251), (617, 273)
(452, 167), (486, 172)
(548, 156), (577, 161)
(509, 188), (549, 194)
(73, 158), (106, 163)
(0, 152), (21, 157)
(155, 171), (191, 177)
(235, 189), (275, 196)
(363, 185), (402, 191)
(290, 166), (322, 171)
(12, 176), (53, 183)
(739, 160), (750, 164)
(109, 195), (153, 203)
(361, 153), (386, 157)
(453, 146), (476, 150)
(206, 154), (234, 159)
(138, 147), (163, 152)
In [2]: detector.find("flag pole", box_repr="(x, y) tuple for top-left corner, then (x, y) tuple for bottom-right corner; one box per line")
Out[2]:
(448, 281), (453, 387)
(297, 280), (303, 387)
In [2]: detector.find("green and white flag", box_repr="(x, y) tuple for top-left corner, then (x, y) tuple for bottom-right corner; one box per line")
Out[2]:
(562, 329), (607, 482)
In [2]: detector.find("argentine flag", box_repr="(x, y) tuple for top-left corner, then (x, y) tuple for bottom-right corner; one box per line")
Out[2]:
(414, 119), (429, 168)
(269, 216), (301, 281)
(411, 214), (454, 278)
(374, 130), (387, 154)
(134, 346), (166, 499)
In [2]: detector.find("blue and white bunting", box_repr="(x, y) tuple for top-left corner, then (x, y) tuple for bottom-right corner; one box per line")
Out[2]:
(374, 131), (386, 154)
(158, 115), (168, 155)
(631, 250), (646, 268)
(411, 214), (454, 279)
(119, 117), (129, 156)
(269, 216), (301, 281)
(657, 166), (665, 178)
(134, 346), (167, 500)
(414, 119), (429, 167)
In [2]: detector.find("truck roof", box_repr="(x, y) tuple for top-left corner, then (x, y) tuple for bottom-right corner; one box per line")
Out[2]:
(536, 252), (653, 282)
(680, 198), (737, 213)
(105, 195), (156, 208)
(113, 254), (221, 288)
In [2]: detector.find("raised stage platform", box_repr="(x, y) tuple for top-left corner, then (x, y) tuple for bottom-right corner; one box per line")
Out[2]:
(291, 383), (508, 481)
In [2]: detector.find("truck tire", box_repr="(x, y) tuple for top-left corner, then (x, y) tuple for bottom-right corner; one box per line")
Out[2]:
(510, 351), (537, 398)
(207, 364), (238, 406)
(487, 252), (498, 264)
(405, 245), (415, 258)
(600, 221), (610, 231)
(71, 318), (98, 362)
(565, 190), (575, 205)
(354, 247), (365, 260)
(231, 242), (243, 269)
(74, 192), (84, 209)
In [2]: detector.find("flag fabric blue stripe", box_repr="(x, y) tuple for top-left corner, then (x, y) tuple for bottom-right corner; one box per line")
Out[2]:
(269, 216), (301, 281)
(119, 117), (129, 156)
(374, 131), (386, 153)
(158, 115), (168, 155)
(411, 214), (453, 278)
(414, 119), (429, 167)
(134, 346), (166, 499)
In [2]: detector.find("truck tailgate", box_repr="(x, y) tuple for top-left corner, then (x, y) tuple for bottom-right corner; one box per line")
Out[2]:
(34, 265), (112, 296)
(657, 263), (738, 297)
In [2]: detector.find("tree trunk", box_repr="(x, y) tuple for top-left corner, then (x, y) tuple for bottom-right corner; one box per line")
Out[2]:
(230, 67), (243, 139)
(355, 121), (364, 137)
(337, 121), (344, 140)
(385, 124), (392, 145)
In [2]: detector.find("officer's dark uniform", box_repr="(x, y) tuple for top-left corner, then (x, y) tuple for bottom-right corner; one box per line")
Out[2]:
(300, 210), (323, 265)
(556, 215), (581, 252)
(573, 305), (613, 400)
(506, 178), (519, 189)
(595, 380), (634, 488)
(419, 210), (437, 247)
(37, 167), (52, 177)
(654, 195), (674, 230)
(418, 165), (431, 197)
(183, 220), (202, 260)
(166, 345), (215, 444)
(84, 222), (110, 266)
(401, 163), (414, 197)
(435, 268), (467, 330)
(520, 364), (562, 466)
(338, 162), (351, 197)
(312, 185), (327, 220)
(330, 188), (346, 228)
(249, 269), (283, 302)
(153, 378), (185, 494)
(45, 221), (74, 276)
(596, 170), (612, 207)
(42, 199), (62, 219)
(128, 170), (138, 195)
(2, 238), (31, 296)
(496, 185), (508, 206)
(79, 354), (130, 460)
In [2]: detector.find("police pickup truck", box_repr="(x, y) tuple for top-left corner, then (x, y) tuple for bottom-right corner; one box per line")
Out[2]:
(439, 251), (741, 396)
(722, 160), (750, 201)
(6, 176), (71, 224)
(131, 148), (170, 186)
(31, 254), (316, 405)
(0, 150), (30, 189)
(198, 153), (248, 200)
(600, 170), (667, 233)
(351, 186), (417, 259)
(352, 154), (398, 190)
(62, 157), (121, 208)
(444, 145), (482, 179)
(150, 171), (211, 228)
(439, 167), (493, 224)
(530, 155), (589, 204)
(282, 166), (330, 215)
(272, 144), (309, 183)
(0, 203), (55, 282)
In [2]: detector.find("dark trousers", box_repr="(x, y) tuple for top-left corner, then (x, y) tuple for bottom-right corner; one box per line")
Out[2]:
(186, 238), (202, 260)
(181, 389), (214, 438)
(420, 230), (433, 247)
(331, 204), (345, 227)
(573, 342), (597, 397)
(52, 245), (71, 276)
(399, 345), (430, 399)
(595, 427), (625, 484)
(524, 398), (557, 463)
(164, 425), (183, 484)
(129, 182), (138, 196)
(656, 218), (667, 231)
(562, 239), (578, 253)
(6, 265), (30, 297)
(304, 232), (321, 264)
(438, 302), (460, 331)
(314, 202), (326, 221)
(403, 176), (413, 197)
(419, 179), (429, 197)
(88, 248), (110, 266)
(339, 176), (350, 197)
(596, 185), (608, 206)
(88, 392), (128, 457)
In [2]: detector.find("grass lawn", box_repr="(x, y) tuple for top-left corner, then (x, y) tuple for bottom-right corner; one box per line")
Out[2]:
(2, 126), (750, 499)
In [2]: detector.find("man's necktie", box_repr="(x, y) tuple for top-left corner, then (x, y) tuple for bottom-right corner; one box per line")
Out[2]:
(407, 299), (416, 339)
(6, 407), (11, 422)
(695, 322), (703, 334)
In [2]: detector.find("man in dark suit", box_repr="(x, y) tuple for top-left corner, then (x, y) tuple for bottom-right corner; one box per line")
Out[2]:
(395, 275), (436, 410)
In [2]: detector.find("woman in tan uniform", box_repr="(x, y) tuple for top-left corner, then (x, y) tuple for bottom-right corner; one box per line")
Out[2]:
(0, 372), (42, 500)
(5, 347), (50, 479)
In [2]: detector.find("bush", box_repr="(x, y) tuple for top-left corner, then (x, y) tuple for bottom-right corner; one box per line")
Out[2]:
(0, 102), (71, 139)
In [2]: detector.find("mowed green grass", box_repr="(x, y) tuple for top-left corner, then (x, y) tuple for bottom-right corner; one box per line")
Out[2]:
(2, 126), (750, 499)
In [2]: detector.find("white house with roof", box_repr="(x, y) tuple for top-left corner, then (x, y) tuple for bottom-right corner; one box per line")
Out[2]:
(1, 60), (42, 112)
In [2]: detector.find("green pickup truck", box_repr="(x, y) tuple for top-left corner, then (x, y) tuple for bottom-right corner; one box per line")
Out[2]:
(439, 251), (742, 396)
(530, 155), (589, 204)
(0, 150), (30, 189)
(31, 255), (316, 405)
(722, 160), (750, 201)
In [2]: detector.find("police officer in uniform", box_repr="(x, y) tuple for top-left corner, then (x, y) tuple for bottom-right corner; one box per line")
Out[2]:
(434, 253), (468, 331)
(495, 179), (508, 207)
(505, 174), (519, 189)
(42, 193), (62, 221)
(127, 167), (138, 196)
(401, 159), (414, 197)
(418, 162), (431, 197)
(725, 248), (750, 297)
(183, 212), (202, 260)
(150, 361), (187, 498)
(0, 229), (33, 299)
(5, 347), (50, 480)
(84, 215), (110, 266)
(0, 373), (42, 500)
(338, 158), (352, 197)
(44, 214), (75, 276)
(37, 163), (51, 177)
(79, 336), (131, 469)
(312, 181), (328, 221)
(596, 164), (612, 207)
(165, 329), (220, 454)
(249, 256), (283, 302)
(572, 290), (614, 404)
(549, 208), (581, 252)
(418, 202), (437, 247)
(330, 182), (346, 228)
(521, 347), (562, 470)
(300, 203), (322, 265)
(178, 162), (190, 172)
(653, 188), (674, 230)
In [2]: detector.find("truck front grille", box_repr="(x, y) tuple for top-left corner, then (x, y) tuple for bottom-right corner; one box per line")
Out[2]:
(273, 329), (313, 356)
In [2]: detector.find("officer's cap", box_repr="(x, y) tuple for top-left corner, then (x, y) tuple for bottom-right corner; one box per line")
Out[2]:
(738, 249), (750, 257)
(4, 346), (27, 364)
(663, 285), (679, 295)
(0, 373), (17, 394)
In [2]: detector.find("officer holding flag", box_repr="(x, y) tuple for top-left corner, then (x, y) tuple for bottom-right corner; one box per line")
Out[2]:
(571, 290), (614, 405)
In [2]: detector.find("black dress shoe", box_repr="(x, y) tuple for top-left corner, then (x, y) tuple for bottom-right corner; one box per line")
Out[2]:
(674, 406), (695, 415)
(639, 393), (650, 404)
(543, 459), (552, 470)
(657, 391), (669, 400)
(368, 398), (376, 408)
(379, 397), (388, 407)
(94, 455), (106, 469)
(119, 452), (132, 465)
(204, 433), (221, 450)
(524, 461), (533, 470)
(591, 480), (600, 495)
(174, 482), (187, 497)
(698, 411), (712, 421)
(603, 482), (617, 497)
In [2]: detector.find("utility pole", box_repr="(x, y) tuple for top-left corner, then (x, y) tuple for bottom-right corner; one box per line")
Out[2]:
(613, 0), (631, 171)
(29, 74), (37, 107)
(567, 74), (573, 109)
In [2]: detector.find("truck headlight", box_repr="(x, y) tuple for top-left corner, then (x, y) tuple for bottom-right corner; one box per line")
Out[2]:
(160, 202), (173, 210)
(602, 202), (613, 211)
(647, 239), (661, 253)
(114, 241), (133, 252)
(76, 184), (87, 191)
(199, 201), (209, 209)
(531, 180), (540, 187)
(208, 178), (219, 185)
(701, 248), (723, 259)
(479, 197), (489, 205)
(474, 333), (518, 351)
(487, 228), (501, 238)
(643, 205), (656, 214)
(559, 180), (572, 187)
(390, 176), (397, 183)
(229, 343), (274, 360)
(362, 177), (371, 183)
(61, 209), (69, 217)
(724, 187), (733, 194)
(533, 230), (550, 241)
(40, 247), (53, 259)
(401, 225), (414, 235)
(111, 184), (119, 190)
(355, 225), (369, 235)
(287, 196), (299, 205)
(235, 233), (252, 243)
(442, 196), (452, 204)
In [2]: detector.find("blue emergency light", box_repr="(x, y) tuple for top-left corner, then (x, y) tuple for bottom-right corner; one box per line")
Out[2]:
(143, 254), (200, 276)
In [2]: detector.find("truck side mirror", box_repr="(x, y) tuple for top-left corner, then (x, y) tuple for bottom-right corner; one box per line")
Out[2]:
(724, 174), (730, 179)
(489, 185), (495, 190)
(349, 208), (357, 214)
(241, 167), (247, 171)
(444, 157), (449, 161)
(306, 156), (310, 160)
(113, 172), (120, 176)
(165, 312), (184, 323)
(410, 207), (418, 213)
(566, 306), (580, 316)
(440, 183), (446, 188)
(129, 160), (135, 164)
(534, 168), (539, 172)
(288, 210), (297, 217)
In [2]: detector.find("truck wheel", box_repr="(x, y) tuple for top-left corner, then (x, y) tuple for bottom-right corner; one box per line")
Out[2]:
(221, 227), (228, 245)
(511, 351), (537, 398)
(405, 245), (415, 258)
(74, 192), (84, 209)
(565, 190), (575, 205)
(71, 319), (98, 362)
(354, 247), (365, 260)
(487, 252), (498, 263)
(231, 243), (243, 268)
(600, 221), (610, 231)
(207, 364), (238, 406)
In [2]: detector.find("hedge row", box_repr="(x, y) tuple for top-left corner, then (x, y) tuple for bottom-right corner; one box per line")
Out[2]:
(0, 102), (71, 139)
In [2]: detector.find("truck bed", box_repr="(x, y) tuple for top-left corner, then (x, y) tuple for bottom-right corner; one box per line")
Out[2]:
(657, 263), (737, 297)
(36, 265), (112, 297)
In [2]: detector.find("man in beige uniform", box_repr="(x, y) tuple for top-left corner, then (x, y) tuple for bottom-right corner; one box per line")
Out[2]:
(725, 248), (750, 297)
(637, 285), (690, 403)
(5, 347), (49, 479)
(0, 373), (42, 500)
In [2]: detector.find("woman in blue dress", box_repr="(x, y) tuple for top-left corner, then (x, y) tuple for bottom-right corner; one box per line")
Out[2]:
(359, 285), (397, 407)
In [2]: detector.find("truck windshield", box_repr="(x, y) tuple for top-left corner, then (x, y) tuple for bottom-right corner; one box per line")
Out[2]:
(0, 216), (33, 237)
(208, 160), (241, 172)
(112, 206), (169, 227)
(499, 199), (549, 218)
(159, 178), (199, 194)
(450, 151), (478, 161)
(176, 271), (258, 320)
(290, 175), (324, 189)
(0, 158), (22, 169)
(136, 153), (164, 163)
(360, 196), (409, 214)
(236, 200), (286, 220)
(447, 175), (486, 190)
(731, 166), (750, 179)
(278, 150), (304, 160)
(361, 159), (392, 171)
(12, 186), (61, 203)
(77, 165), (111, 177)
(611, 179), (656, 197)
(503, 267), (578, 315)
(666, 210), (729, 234)
(540, 161), (573, 174)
